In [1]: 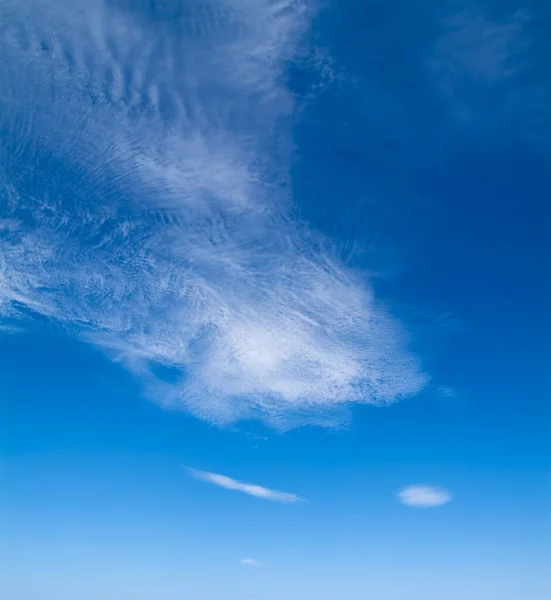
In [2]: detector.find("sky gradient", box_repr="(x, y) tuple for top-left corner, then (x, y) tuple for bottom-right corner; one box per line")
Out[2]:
(1, 1), (550, 599)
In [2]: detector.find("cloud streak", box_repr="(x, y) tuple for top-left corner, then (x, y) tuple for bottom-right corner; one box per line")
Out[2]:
(397, 485), (452, 507)
(186, 467), (303, 503)
(0, 0), (427, 428)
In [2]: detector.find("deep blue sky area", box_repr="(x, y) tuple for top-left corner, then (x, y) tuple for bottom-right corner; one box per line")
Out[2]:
(1, 1), (550, 599)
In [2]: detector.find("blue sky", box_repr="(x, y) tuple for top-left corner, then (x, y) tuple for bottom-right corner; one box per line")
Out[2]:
(1, 1), (550, 599)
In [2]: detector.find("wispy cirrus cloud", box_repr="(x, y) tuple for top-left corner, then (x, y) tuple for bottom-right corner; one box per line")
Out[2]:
(0, 0), (427, 428)
(186, 467), (304, 503)
(397, 485), (452, 507)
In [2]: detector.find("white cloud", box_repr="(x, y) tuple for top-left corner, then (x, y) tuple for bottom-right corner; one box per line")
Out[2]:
(0, 0), (427, 428)
(186, 467), (303, 503)
(397, 485), (452, 507)
(240, 558), (259, 566)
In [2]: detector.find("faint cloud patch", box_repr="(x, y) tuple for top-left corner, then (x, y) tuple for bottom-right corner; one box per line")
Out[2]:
(436, 386), (454, 398)
(241, 558), (260, 567)
(433, 8), (530, 84)
(429, 5), (546, 139)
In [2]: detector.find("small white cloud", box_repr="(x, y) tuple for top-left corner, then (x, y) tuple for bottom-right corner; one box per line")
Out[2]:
(186, 467), (304, 503)
(397, 485), (452, 507)
(241, 558), (259, 566)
